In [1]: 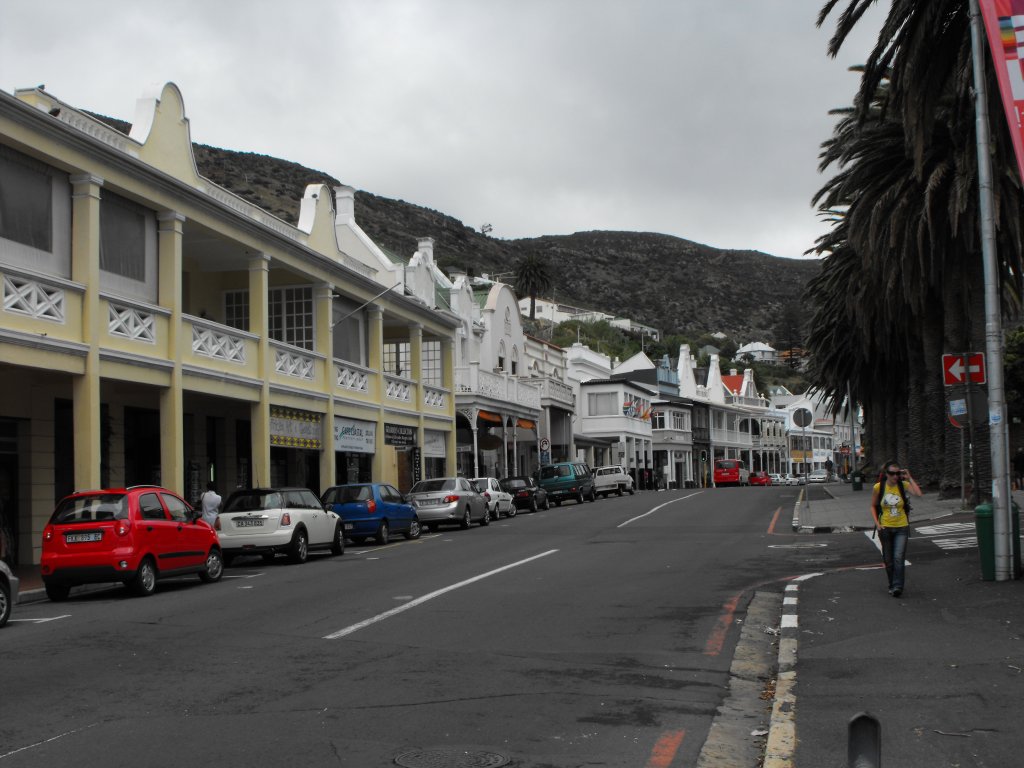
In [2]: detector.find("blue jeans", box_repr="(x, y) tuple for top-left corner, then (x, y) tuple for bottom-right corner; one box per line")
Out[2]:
(879, 526), (909, 591)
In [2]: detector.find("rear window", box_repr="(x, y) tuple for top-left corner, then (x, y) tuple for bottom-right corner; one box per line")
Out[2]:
(411, 479), (456, 493)
(503, 478), (527, 489)
(323, 486), (372, 504)
(50, 494), (128, 524)
(717, 461), (739, 470)
(540, 465), (571, 479)
(224, 491), (284, 513)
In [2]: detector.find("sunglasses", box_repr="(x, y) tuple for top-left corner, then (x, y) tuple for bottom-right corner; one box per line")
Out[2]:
(887, 470), (902, 476)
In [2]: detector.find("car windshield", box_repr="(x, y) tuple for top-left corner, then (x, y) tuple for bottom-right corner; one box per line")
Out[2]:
(224, 491), (284, 512)
(323, 486), (372, 504)
(540, 465), (570, 479)
(50, 494), (128, 524)
(410, 479), (456, 493)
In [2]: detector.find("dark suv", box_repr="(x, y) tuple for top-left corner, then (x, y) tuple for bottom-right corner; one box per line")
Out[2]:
(41, 486), (224, 601)
(537, 462), (596, 506)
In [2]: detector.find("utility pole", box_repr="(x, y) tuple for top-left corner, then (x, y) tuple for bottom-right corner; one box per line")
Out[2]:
(970, 0), (1014, 580)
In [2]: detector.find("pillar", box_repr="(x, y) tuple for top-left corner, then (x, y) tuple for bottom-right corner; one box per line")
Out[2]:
(249, 254), (271, 487)
(316, 283), (335, 488)
(158, 211), (186, 494)
(70, 174), (103, 490)
(368, 306), (385, 481)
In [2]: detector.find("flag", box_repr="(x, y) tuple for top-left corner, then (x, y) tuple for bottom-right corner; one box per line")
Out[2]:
(979, 0), (1024, 182)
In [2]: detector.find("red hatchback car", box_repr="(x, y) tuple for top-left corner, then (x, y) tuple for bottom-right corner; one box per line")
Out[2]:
(41, 486), (224, 601)
(749, 471), (773, 486)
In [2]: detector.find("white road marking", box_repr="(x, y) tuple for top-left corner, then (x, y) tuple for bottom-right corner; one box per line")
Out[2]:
(0, 722), (99, 760)
(223, 572), (265, 579)
(617, 492), (702, 528)
(323, 549), (559, 639)
(7, 615), (71, 624)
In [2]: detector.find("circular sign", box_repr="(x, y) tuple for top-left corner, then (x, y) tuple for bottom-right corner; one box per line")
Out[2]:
(540, 437), (550, 451)
(793, 408), (813, 428)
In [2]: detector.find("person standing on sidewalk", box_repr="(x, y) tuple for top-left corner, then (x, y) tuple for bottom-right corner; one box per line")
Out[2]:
(199, 482), (222, 529)
(870, 461), (922, 597)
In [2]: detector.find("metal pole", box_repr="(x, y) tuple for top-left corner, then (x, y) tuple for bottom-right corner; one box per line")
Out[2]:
(969, 0), (1013, 580)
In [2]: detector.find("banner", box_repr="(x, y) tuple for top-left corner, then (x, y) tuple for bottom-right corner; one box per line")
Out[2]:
(979, 0), (1024, 182)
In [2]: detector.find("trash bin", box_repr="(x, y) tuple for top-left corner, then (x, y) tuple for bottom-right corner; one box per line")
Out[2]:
(975, 503), (995, 581)
(851, 472), (863, 492)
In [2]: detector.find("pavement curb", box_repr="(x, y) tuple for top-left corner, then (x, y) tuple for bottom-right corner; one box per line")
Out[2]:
(762, 577), (810, 768)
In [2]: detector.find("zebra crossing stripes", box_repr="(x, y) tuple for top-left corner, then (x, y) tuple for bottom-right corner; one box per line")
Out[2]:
(915, 522), (977, 551)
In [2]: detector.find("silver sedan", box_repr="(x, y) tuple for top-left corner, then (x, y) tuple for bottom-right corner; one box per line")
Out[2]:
(407, 477), (489, 531)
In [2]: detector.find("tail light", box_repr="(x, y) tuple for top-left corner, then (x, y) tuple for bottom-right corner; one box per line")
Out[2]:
(483, 492), (491, 501)
(43, 525), (54, 542)
(366, 499), (377, 514)
(281, 512), (292, 526)
(443, 495), (460, 504)
(115, 520), (131, 537)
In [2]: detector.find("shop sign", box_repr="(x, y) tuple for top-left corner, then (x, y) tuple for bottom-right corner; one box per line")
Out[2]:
(270, 407), (322, 449)
(412, 447), (422, 484)
(423, 429), (447, 457)
(384, 423), (416, 447)
(333, 417), (376, 453)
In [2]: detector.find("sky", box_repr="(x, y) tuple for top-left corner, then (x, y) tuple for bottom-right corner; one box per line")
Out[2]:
(1, 1), (886, 260)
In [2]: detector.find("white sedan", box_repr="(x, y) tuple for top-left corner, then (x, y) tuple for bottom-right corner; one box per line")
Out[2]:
(218, 487), (345, 565)
(472, 477), (516, 518)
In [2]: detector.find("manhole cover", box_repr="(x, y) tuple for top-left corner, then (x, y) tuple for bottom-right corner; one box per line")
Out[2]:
(394, 749), (509, 768)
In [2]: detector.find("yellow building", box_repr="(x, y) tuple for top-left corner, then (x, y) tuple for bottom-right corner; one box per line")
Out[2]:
(0, 83), (459, 567)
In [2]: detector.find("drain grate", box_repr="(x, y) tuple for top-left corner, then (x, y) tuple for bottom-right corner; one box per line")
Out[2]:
(394, 748), (510, 768)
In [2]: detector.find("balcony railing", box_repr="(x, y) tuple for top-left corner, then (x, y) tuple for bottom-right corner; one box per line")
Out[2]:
(710, 427), (753, 447)
(456, 366), (541, 410)
(537, 377), (574, 407)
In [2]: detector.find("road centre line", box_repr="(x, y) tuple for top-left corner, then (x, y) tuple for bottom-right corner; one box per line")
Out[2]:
(617, 492), (702, 528)
(0, 722), (99, 761)
(323, 549), (559, 639)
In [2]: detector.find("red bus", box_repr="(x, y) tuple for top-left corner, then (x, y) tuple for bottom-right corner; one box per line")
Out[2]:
(713, 458), (750, 487)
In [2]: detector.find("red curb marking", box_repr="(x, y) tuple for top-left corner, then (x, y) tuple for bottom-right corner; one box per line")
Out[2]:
(645, 729), (685, 768)
(704, 593), (740, 656)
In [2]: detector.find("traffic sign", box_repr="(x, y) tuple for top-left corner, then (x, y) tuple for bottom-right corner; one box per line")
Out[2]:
(539, 437), (550, 451)
(942, 353), (985, 386)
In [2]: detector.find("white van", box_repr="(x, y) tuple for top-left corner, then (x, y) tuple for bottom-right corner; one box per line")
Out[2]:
(593, 465), (635, 497)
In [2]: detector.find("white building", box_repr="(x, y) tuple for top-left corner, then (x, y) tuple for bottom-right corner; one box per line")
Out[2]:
(735, 341), (779, 363)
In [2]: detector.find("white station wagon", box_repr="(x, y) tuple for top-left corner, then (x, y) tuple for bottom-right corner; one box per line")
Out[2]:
(217, 487), (345, 565)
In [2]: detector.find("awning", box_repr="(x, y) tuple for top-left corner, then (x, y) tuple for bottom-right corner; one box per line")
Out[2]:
(516, 418), (536, 429)
(478, 410), (503, 423)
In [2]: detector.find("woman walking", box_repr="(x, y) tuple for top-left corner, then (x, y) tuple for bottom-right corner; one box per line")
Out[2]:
(870, 461), (923, 597)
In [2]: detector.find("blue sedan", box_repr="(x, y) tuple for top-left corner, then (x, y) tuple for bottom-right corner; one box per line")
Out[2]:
(322, 483), (421, 545)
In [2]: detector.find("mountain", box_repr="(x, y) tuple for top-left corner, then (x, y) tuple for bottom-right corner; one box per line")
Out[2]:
(95, 113), (821, 341)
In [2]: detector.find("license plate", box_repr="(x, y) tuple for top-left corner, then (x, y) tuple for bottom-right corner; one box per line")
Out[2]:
(343, 523), (354, 531)
(66, 531), (102, 543)
(235, 518), (264, 528)
(417, 499), (438, 506)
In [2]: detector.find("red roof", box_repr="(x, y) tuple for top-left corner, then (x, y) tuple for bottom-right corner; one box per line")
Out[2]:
(722, 374), (743, 395)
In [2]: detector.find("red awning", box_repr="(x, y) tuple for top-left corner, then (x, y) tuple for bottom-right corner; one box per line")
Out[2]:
(478, 410), (502, 423)
(516, 418), (536, 429)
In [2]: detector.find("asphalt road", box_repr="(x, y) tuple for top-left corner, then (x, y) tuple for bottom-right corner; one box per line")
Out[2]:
(2, 485), (826, 767)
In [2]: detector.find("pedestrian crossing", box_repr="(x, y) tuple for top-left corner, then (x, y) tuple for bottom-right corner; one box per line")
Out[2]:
(914, 522), (977, 551)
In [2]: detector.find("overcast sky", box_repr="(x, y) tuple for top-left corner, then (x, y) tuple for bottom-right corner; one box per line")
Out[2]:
(1, 1), (885, 260)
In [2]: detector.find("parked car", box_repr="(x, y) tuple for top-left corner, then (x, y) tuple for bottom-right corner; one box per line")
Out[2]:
(501, 476), (549, 512)
(592, 465), (635, 497)
(407, 477), (489, 530)
(768, 473), (784, 485)
(783, 474), (807, 486)
(808, 469), (830, 483)
(322, 483), (420, 544)
(218, 487), (344, 565)
(471, 476), (516, 518)
(537, 462), (596, 506)
(40, 486), (224, 601)
(749, 470), (773, 486)
(0, 560), (18, 628)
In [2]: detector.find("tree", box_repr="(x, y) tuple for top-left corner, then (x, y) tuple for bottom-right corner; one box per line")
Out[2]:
(514, 253), (553, 320)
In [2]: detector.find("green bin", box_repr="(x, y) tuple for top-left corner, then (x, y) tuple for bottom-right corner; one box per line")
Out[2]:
(851, 472), (863, 492)
(975, 503), (995, 581)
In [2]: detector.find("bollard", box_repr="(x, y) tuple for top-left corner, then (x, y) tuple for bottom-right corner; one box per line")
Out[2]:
(847, 712), (881, 767)
(975, 503), (995, 581)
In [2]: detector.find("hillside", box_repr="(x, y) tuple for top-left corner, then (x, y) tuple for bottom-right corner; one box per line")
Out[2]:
(95, 113), (820, 340)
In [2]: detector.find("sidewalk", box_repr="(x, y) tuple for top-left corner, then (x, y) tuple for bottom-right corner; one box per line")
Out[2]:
(773, 481), (1024, 767)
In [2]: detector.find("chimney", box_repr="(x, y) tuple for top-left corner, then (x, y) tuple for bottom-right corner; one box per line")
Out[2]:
(417, 237), (435, 264)
(730, 369), (738, 376)
(334, 186), (355, 226)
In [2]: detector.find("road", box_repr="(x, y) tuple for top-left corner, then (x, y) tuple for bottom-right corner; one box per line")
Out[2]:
(2, 485), (832, 767)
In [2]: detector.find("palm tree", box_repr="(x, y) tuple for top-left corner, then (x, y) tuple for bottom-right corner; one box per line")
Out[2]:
(514, 253), (553, 320)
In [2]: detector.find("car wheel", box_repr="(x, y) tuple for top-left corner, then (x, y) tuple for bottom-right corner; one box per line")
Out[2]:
(482, 507), (492, 526)
(0, 579), (9, 627)
(288, 528), (309, 564)
(588, 487), (597, 502)
(530, 498), (538, 513)
(330, 523), (346, 555)
(543, 497), (550, 510)
(375, 521), (390, 545)
(129, 558), (158, 597)
(629, 486), (635, 495)
(199, 548), (224, 583)
(617, 485), (624, 496)
(404, 517), (422, 540)
(45, 583), (71, 602)
(460, 508), (472, 529)
(492, 504), (501, 520)
(507, 504), (517, 518)
(576, 490), (584, 504)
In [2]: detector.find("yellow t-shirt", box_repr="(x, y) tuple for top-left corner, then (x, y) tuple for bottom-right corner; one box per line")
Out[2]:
(873, 481), (909, 527)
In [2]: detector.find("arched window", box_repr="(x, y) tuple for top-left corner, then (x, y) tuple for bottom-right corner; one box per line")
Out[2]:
(497, 341), (506, 371)
(511, 346), (519, 376)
